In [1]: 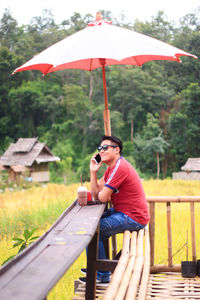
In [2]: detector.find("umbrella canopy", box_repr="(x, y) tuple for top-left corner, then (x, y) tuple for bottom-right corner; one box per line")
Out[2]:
(13, 13), (197, 135)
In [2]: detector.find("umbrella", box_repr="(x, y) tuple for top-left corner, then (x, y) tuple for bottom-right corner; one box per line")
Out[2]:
(13, 12), (197, 135)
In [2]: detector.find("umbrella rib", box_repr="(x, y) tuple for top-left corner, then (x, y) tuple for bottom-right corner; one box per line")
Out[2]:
(45, 64), (54, 75)
(131, 56), (141, 67)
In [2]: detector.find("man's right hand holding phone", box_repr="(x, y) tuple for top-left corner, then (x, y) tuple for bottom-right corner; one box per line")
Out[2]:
(90, 154), (102, 174)
(94, 153), (101, 164)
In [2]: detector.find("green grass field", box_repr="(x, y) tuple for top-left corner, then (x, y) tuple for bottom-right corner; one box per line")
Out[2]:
(0, 180), (200, 299)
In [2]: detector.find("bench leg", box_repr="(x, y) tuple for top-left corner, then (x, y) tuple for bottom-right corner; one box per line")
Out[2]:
(85, 228), (99, 300)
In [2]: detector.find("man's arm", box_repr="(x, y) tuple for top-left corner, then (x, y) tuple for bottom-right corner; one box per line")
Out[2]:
(90, 155), (113, 202)
(98, 185), (113, 203)
(91, 172), (113, 202)
(90, 171), (102, 199)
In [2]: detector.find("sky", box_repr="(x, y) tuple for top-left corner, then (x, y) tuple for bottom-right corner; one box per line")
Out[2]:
(0, 0), (199, 26)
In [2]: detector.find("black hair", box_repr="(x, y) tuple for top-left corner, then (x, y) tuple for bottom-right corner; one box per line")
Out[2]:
(101, 135), (123, 154)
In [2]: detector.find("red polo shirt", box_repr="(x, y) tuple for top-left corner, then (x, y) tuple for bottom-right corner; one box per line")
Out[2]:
(104, 157), (149, 225)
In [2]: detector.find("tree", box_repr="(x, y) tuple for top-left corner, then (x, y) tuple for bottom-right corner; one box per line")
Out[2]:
(133, 10), (175, 42)
(50, 139), (75, 184)
(8, 80), (63, 137)
(29, 9), (57, 33)
(167, 11), (200, 92)
(0, 9), (19, 50)
(0, 46), (26, 146)
(134, 113), (168, 177)
(145, 134), (170, 179)
(167, 82), (200, 169)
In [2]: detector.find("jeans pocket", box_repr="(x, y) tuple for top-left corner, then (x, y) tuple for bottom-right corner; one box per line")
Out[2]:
(126, 215), (144, 231)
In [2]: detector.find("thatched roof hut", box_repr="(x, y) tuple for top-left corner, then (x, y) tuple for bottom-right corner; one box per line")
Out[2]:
(0, 138), (60, 182)
(181, 158), (200, 172)
(173, 158), (200, 180)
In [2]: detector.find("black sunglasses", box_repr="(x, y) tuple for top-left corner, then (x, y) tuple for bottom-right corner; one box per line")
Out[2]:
(98, 144), (118, 152)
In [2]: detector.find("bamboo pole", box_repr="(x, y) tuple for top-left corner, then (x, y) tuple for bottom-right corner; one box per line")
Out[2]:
(150, 264), (181, 273)
(125, 229), (144, 300)
(190, 202), (196, 261)
(111, 231), (117, 259)
(100, 59), (111, 136)
(186, 230), (188, 261)
(104, 109), (111, 136)
(103, 231), (130, 300)
(114, 231), (137, 300)
(166, 202), (173, 267)
(137, 226), (150, 300)
(149, 202), (155, 267)
(147, 196), (200, 203)
(100, 59), (116, 257)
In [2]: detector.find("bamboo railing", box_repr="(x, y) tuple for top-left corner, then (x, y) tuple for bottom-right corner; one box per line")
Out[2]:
(147, 196), (200, 273)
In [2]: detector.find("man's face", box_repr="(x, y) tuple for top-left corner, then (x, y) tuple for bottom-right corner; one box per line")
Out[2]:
(99, 139), (120, 164)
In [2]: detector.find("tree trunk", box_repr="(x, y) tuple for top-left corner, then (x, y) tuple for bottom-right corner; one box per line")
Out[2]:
(89, 72), (93, 99)
(63, 173), (67, 185)
(162, 156), (168, 179)
(131, 118), (134, 142)
(156, 152), (160, 179)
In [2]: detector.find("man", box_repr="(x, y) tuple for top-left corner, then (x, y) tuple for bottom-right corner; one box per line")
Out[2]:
(79, 135), (149, 284)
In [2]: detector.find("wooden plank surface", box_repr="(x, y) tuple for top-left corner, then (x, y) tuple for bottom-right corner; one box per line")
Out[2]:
(0, 201), (105, 300)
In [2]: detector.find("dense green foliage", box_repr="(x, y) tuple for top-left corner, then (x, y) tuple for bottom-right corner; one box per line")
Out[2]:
(0, 8), (199, 181)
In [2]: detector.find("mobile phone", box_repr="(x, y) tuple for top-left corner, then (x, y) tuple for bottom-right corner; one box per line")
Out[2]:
(94, 154), (101, 164)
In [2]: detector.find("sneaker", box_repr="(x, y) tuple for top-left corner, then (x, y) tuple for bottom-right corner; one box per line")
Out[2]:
(81, 268), (87, 275)
(79, 276), (109, 286)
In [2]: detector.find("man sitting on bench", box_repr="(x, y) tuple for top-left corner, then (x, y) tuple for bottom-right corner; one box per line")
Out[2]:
(79, 135), (149, 285)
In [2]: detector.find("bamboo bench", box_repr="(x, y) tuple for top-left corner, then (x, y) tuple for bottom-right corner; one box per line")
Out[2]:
(74, 227), (150, 299)
(103, 227), (150, 300)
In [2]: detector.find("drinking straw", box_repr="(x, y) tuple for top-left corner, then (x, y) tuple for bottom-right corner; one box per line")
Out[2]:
(80, 174), (82, 186)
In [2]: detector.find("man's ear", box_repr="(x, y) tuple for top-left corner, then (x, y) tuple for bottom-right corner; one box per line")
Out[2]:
(116, 147), (120, 154)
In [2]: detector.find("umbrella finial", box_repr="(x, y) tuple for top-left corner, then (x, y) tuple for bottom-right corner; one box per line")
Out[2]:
(87, 12), (112, 26)
(96, 11), (102, 21)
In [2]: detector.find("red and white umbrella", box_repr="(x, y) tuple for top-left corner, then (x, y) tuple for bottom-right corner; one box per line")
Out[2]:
(13, 12), (197, 135)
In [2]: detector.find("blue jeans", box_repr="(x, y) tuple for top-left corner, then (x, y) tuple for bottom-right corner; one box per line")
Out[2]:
(97, 208), (146, 282)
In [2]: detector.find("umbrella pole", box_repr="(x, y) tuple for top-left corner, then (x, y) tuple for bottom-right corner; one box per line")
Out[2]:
(101, 62), (118, 258)
(101, 63), (111, 136)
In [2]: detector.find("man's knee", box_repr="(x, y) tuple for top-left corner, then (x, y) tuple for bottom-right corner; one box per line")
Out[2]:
(100, 218), (112, 240)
